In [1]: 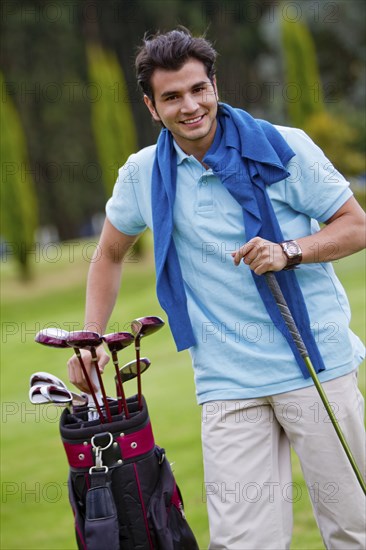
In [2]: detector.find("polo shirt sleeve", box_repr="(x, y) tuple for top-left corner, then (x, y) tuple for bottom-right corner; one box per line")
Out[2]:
(106, 154), (148, 236)
(282, 128), (353, 222)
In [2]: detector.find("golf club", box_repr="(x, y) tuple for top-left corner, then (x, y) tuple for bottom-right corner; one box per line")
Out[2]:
(116, 357), (151, 384)
(29, 384), (50, 404)
(66, 331), (112, 423)
(265, 271), (366, 495)
(29, 383), (85, 409)
(130, 316), (164, 409)
(30, 371), (68, 390)
(29, 370), (89, 410)
(40, 384), (88, 407)
(40, 384), (73, 406)
(34, 328), (102, 421)
(102, 332), (134, 416)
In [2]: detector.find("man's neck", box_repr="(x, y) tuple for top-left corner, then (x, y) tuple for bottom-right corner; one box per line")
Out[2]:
(172, 119), (217, 166)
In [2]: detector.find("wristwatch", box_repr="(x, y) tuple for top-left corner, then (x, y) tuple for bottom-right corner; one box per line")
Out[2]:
(279, 240), (302, 270)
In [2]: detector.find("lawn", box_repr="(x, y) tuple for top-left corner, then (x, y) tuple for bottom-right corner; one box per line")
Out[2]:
(1, 241), (364, 549)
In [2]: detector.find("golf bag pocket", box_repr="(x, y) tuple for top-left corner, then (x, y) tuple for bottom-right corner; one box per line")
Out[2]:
(147, 457), (199, 550)
(85, 471), (119, 550)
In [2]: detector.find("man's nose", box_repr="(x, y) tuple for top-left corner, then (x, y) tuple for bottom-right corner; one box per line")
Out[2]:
(180, 94), (199, 113)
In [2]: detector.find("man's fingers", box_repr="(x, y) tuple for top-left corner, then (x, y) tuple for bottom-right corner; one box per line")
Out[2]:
(232, 241), (257, 265)
(232, 239), (287, 273)
(67, 357), (86, 392)
(67, 346), (111, 393)
(67, 352), (98, 393)
(95, 347), (110, 374)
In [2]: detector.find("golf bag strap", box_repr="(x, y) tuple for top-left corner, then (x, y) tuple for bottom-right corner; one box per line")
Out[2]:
(90, 469), (109, 489)
(85, 469), (119, 550)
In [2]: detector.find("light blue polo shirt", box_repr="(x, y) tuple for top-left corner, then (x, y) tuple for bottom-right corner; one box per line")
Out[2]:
(106, 126), (365, 404)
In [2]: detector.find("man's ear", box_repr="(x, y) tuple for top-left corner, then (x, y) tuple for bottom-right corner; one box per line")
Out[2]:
(144, 95), (161, 122)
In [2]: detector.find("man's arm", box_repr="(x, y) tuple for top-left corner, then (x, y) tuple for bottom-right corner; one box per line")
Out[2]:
(68, 218), (139, 392)
(232, 196), (366, 274)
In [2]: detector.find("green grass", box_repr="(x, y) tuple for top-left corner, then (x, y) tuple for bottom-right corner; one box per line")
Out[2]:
(1, 244), (364, 549)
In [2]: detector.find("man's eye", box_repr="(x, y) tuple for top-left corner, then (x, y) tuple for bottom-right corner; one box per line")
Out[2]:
(193, 87), (204, 93)
(165, 95), (178, 101)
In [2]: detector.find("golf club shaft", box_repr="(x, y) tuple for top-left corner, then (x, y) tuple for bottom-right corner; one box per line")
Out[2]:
(265, 272), (366, 495)
(135, 338), (142, 409)
(112, 351), (129, 417)
(90, 348), (113, 423)
(73, 347), (105, 422)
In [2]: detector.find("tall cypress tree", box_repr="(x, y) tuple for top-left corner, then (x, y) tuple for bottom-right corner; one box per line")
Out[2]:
(281, 16), (325, 127)
(86, 43), (137, 196)
(0, 72), (38, 279)
(280, 10), (364, 177)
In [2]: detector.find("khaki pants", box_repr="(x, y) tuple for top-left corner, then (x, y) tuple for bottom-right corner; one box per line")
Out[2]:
(201, 372), (365, 549)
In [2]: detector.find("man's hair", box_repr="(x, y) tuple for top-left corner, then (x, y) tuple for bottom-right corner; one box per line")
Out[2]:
(135, 27), (217, 101)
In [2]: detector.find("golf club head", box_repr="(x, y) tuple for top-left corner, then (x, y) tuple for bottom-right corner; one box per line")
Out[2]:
(102, 332), (135, 352)
(70, 391), (89, 407)
(66, 331), (103, 350)
(130, 316), (165, 339)
(116, 357), (151, 383)
(40, 384), (72, 406)
(30, 371), (67, 390)
(34, 328), (70, 348)
(29, 385), (49, 404)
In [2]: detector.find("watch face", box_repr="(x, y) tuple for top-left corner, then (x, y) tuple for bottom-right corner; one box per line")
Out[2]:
(281, 240), (302, 269)
(287, 243), (299, 256)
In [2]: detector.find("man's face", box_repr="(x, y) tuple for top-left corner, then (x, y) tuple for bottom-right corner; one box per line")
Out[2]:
(144, 58), (219, 157)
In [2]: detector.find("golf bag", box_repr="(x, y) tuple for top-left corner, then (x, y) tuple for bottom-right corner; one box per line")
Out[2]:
(59, 394), (199, 550)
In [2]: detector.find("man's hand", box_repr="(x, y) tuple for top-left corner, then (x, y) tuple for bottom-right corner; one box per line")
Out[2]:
(67, 345), (110, 394)
(232, 237), (287, 275)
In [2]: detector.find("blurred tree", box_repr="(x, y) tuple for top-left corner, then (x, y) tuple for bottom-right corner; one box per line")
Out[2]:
(0, 0), (364, 242)
(280, 6), (364, 177)
(86, 43), (137, 196)
(281, 15), (324, 128)
(303, 112), (365, 177)
(0, 72), (38, 279)
(0, 0), (105, 240)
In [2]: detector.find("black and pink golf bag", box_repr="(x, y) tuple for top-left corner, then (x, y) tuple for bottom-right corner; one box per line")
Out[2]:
(59, 395), (199, 550)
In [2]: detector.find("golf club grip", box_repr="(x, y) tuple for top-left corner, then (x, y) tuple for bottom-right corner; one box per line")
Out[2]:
(265, 272), (308, 359)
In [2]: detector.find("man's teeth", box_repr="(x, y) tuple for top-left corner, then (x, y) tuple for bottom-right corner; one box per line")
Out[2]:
(183, 116), (203, 124)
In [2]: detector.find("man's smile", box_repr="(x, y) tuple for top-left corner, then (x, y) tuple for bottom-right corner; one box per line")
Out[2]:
(180, 114), (205, 125)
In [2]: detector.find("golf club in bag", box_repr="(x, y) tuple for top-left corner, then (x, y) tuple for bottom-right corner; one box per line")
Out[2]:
(35, 319), (199, 550)
(265, 272), (366, 495)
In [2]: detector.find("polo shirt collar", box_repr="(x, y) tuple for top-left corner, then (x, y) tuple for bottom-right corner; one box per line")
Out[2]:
(172, 139), (190, 165)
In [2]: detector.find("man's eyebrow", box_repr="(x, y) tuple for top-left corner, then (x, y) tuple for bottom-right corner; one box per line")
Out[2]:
(159, 80), (211, 99)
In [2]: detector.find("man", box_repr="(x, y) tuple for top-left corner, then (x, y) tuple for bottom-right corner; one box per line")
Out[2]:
(68, 28), (366, 549)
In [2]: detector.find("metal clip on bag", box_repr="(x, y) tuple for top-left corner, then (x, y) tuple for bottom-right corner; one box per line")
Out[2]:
(59, 395), (199, 550)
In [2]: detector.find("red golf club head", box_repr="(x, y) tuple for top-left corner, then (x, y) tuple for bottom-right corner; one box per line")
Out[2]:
(34, 328), (70, 348)
(130, 316), (165, 339)
(102, 332), (135, 352)
(66, 331), (103, 350)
